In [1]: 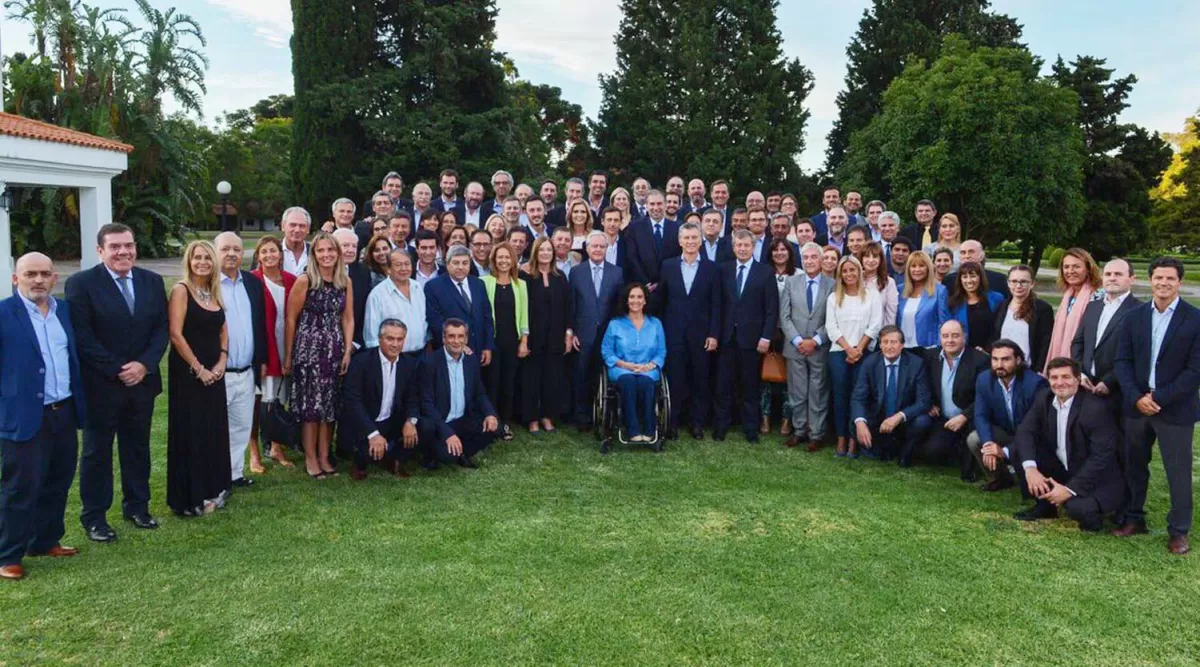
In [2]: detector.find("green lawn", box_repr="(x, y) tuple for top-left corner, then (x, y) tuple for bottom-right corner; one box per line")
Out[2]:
(2, 390), (1199, 666)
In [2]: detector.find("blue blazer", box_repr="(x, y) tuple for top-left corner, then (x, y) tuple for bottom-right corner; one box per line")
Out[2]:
(625, 218), (681, 285)
(851, 351), (932, 424)
(0, 296), (86, 441)
(568, 261), (625, 349)
(420, 349), (496, 441)
(897, 283), (949, 347)
(809, 211), (829, 239)
(655, 256), (721, 349)
(717, 260), (778, 349)
(424, 274), (495, 353)
(701, 237), (734, 265)
(946, 291), (1005, 341)
(973, 369), (1046, 444)
(1115, 299), (1200, 425)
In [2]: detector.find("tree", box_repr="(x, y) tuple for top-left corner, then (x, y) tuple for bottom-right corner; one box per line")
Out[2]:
(593, 0), (813, 193)
(1151, 112), (1200, 250)
(838, 36), (1085, 271)
(825, 0), (1022, 173)
(131, 0), (207, 116)
(1051, 56), (1172, 259)
(1153, 114), (1200, 202)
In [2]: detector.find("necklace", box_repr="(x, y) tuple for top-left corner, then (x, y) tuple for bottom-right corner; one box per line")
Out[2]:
(195, 286), (212, 304)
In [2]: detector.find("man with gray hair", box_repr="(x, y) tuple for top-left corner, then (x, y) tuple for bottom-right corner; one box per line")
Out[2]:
(321, 197), (357, 235)
(483, 170), (514, 216)
(280, 206), (311, 274)
(568, 230), (625, 429)
(780, 242), (834, 450)
(940, 239), (1010, 299)
(424, 245), (494, 363)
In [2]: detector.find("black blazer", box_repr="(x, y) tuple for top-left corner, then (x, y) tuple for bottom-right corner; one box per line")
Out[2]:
(990, 297), (1054, 372)
(851, 351), (932, 424)
(432, 198), (466, 225)
(923, 346), (989, 429)
(420, 349), (496, 441)
(656, 256), (721, 349)
(65, 264), (169, 407)
(545, 204), (567, 229)
(1070, 294), (1140, 389)
(1012, 389), (1124, 507)
(625, 218), (682, 285)
(900, 223), (935, 249)
(525, 271), (572, 356)
(340, 349), (421, 448)
(717, 260), (778, 349)
(232, 270), (269, 378)
(1115, 298), (1200, 425)
(347, 262), (376, 350)
(701, 237), (734, 265)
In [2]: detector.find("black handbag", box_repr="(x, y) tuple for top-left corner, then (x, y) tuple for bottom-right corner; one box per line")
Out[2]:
(262, 382), (301, 449)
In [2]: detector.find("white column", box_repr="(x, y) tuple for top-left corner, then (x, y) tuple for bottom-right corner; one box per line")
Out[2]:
(0, 180), (12, 298)
(78, 182), (113, 270)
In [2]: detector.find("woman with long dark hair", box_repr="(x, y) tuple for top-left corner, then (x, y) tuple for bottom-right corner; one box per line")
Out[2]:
(249, 236), (297, 469)
(602, 283), (667, 444)
(992, 264), (1054, 372)
(946, 261), (1004, 351)
(521, 237), (573, 434)
(760, 239), (799, 436)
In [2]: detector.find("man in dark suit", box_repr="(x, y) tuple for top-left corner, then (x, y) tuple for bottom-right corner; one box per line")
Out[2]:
(1010, 358), (1126, 531)
(419, 319), (499, 468)
(586, 170), (610, 227)
(569, 231), (625, 428)
(852, 326), (933, 466)
(655, 222), (720, 439)
(700, 209), (733, 264)
(1071, 258), (1139, 406)
(335, 228), (376, 352)
(714, 230), (779, 442)
(968, 339), (1047, 491)
(677, 178), (708, 219)
(431, 168), (465, 224)
(704, 180), (733, 237)
(901, 199), (938, 250)
(808, 187), (841, 240)
(0, 254), (87, 580)
(924, 321), (989, 479)
(424, 246), (493, 365)
(541, 180), (566, 228)
(1114, 257), (1200, 554)
(382, 171), (413, 214)
(65, 223), (169, 542)
(598, 207), (631, 275)
(341, 319), (422, 480)
(625, 190), (681, 288)
(941, 241), (1010, 299)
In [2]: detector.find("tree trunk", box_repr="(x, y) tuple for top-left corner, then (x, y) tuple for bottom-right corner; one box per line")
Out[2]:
(1028, 241), (1044, 276)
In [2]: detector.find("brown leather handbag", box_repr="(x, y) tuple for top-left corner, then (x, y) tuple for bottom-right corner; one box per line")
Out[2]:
(761, 351), (788, 384)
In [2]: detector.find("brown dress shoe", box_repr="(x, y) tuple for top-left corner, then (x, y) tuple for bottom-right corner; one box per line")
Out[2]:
(1110, 521), (1149, 538)
(780, 421), (792, 436)
(32, 545), (78, 558)
(1169, 535), (1190, 555)
(350, 466), (368, 481)
(806, 441), (821, 453)
(785, 434), (800, 448)
(0, 564), (25, 580)
(390, 460), (411, 479)
(759, 416), (770, 434)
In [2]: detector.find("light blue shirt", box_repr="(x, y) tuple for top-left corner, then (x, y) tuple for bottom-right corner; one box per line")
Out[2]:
(940, 351), (963, 419)
(752, 236), (765, 262)
(999, 377), (1015, 426)
(20, 294), (72, 404)
(446, 350), (465, 422)
(601, 316), (666, 382)
(220, 272), (255, 368)
(106, 265), (134, 303)
(703, 239), (721, 262)
(680, 255), (700, 294)
(1149, 296), (1179, 390)
(364, 279), (428, 352)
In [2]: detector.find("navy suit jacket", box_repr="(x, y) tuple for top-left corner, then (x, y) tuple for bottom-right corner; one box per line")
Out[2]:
(568, 261), (624, 349)
(424, 274), (495, 353)
(228, 270), (269, 382)
(655, 256), (721, 349)
(809, 211), (829, 239)
(340, 349), (421, 448)
(717, 260), (778, 349)
(545, 204), (567, 229)
(420, 349), (496, 441)
(431, 198), (466, 225)
(851, 351), (932, 424)
(0, 296), (87, 441)
(588, 197), (611, 228)
(65, 264), (169, 409)
(625, 218), (681, 285)
(701, 237), (734, 265)
(1115, 299), (1200, 425)
(347, 262), (376, 350)
(973, 369), (1046, 445)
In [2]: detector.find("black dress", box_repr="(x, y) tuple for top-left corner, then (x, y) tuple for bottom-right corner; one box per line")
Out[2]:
(521, 272), (571, 422)
(966, 299), (994, 350)
(487, 283), (520, 425)
(167, 292), (232, 515)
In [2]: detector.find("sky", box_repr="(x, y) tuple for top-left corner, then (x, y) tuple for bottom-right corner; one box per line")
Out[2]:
(2, 0), (1197, 173)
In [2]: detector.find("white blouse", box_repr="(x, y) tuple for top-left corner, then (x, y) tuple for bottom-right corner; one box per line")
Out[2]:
(825, 289), (883, 352)
(865, 277), (898, 327)
(1000, 308), (1032, 363)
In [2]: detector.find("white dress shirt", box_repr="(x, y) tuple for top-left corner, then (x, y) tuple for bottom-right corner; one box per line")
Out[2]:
(1149, 296), (1179, 390)
(1023, 395), (1074, 488)
(371, 350), (398, 436)
(1091, 291), (1130, 374)
(282, 243), (309, 275)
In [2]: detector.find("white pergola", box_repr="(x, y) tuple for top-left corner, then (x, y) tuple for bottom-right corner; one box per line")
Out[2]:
(0, 112), (131, 298)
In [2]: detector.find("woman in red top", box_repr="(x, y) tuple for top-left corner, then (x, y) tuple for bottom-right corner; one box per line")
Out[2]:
(250, 236), (297, 469)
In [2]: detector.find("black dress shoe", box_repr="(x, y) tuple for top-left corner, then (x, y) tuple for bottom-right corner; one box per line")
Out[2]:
(712, 430), (727, 442)
(232, 477), (256, 488)
(124, 513), (159, 530)
(690, 427), (705, 440)
(1013, 501), (1057, 522)
(86, 524), (117, 542)
(420, 458), (441, 471)
(744, 431), (759, 444)
(456, 456), (478, 469)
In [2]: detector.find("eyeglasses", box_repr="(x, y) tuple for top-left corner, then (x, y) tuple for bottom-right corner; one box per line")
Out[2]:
(1007, 279), (1032, 286)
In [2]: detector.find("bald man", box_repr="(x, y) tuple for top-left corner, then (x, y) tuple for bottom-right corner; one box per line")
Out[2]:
(1, 253), (87, 580)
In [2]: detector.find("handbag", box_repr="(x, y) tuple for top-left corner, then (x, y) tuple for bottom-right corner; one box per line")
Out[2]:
(262, 379), (302, 448)
(761, 351), (787, 384)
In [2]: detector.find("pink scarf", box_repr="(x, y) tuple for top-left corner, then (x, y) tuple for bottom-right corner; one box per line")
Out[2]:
(1045, 283), (1094, 373)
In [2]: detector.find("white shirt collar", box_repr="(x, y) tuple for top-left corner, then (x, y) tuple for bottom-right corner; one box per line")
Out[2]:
(1106, 290), (1131, 306)
(1054, 394), (1075, 413)
(737, 259), (753, 270)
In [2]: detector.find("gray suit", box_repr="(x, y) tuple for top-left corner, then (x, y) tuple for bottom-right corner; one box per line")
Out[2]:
(779, 273), (834, 438)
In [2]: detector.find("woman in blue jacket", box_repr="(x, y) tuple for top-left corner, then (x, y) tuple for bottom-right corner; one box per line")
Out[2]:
(896, 251), (948, 348)
(602, 283), (667, 443)
(945, 261), (1004, 350)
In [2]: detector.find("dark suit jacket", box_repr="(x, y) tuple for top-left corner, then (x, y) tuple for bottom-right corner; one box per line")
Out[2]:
(545, 204), (567, 229)
(809, 211), (829, 239)
(701, 237), (734, 265)
(625, 218), (682, 285)
(900, 223), (936, 249)
(431, 198), (466, 225)
(568, 261), (624, 349)
(480, 198), (506, 220)
(420, 349), (496, 441)
(340, 348), (421, 448)
(424, 274), (495, 353)
(1012, 389), (1124, 506)
(991, 297), (1054, 372)
(973, 369), (1047, 445)
(1115, 298), (1200, 425)
(943, 269), (1011, 299)
(353, 219), (378, 252)
(923, 347), (989, 430)
(655, 256), (721, 349)
(588, 197), (611, 228)
(0, 296), (87, 440)
(1071, 294), (1140, 389)
(851, 351), (932, 424)
(717, 260), (778, 349)
(65, 264), (169, 409)
(347, 262), (377, 350)
(232, 270), (269, 379)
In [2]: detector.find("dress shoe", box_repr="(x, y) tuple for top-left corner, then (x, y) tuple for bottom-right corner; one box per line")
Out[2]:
(1013, 501), (1057, 521)
(712, 430), (727, 442)
(0, 564), (25, 581)
(980, 477), (1014, 492)
(1110, 521), (1149, 537)
(690, 427), (705, 441)
(1168, 535), (1190, 555)
(389, 460), (411, 479)
(420, 458), (441, 471)
(124, 513), (159, 530)
(31, 545), (78, 558)
(456, 456), (478, 469)
(759, 416), (770, 434)
(745, 431), (760, 444)
(785, 434), (800, 448)
(805, 441), (821, 453)
(232, 477), (256, 488)
(350, 466), (368, 481)
(85, 524), (117, 543)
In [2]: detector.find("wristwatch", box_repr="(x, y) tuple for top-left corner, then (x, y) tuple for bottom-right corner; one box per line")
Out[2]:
(408, 417), (419, 426)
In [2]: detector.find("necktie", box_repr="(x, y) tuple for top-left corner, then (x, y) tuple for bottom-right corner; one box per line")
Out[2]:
(653, 223), (663, 253)
(922, 226), (932, 248)
(593, 265), (602, 297)
(458, 281), (471, 306)
(806, 279), (815, 312)
(118, 275), (135, 314)
(737, 265), (746, 298)
(885, 363), (898, 416)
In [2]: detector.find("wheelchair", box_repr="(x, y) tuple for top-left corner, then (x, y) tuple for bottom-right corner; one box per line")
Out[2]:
(592, 371), (671, 453)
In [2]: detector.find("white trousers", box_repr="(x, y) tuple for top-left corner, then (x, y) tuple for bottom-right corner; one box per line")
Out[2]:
(226, 369), (257, 481)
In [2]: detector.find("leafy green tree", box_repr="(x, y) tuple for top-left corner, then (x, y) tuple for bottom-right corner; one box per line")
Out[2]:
(825, 0), (1022, 172)
(1151, 112), (1200, 250)
(1153, 114), (1200, 202)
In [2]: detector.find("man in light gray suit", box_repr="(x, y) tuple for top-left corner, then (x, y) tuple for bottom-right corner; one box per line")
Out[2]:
(780, 242), (834, 450)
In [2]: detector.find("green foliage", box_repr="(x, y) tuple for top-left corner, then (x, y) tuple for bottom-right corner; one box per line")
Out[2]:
(838, 36), (1086, 251)
(825, 0), (1022, 172)
(1048, 248), (1066, 269)
(1153, 114), (1200, 202)
(1150, 111), (1200, 250)
(593, 0), (813, 194)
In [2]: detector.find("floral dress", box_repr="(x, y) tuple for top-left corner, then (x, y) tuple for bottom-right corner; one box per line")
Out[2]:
(292, 280), (346, 422)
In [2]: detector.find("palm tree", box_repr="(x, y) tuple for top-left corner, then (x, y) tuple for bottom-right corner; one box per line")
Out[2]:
(131, 0), (207, 116)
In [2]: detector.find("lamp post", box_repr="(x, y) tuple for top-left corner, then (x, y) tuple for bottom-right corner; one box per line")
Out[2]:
(217, 180), (232, 232)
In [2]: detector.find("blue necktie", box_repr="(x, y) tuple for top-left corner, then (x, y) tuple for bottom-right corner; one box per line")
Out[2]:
(653, 223), (663, 253)
(118, 275), (135, 315)
(806, 279), (815, 312)
(885, 363), (898, 416)
(737, 265), (746, 298)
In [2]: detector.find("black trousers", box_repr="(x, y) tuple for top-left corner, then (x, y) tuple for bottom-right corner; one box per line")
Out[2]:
(1123, 414), (1195, 536)
(860, 414), (933, 466)
(926, 418), (970, 472)
(0, 401), (78, 566)
(521, 348), (566, 423)
(1017, 457), (1113, 531)
(485, 336), (520, 425)
(418, 417), (497, 463)
(715, 346), (762, 435)
(665, 340), (712, 431)
(573, 341), (602, 424)
(79, 385), (155, 527)
(353, 417), (422, 471)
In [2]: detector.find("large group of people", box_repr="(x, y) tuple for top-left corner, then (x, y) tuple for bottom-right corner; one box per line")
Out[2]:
(2, 170), (1199, 583)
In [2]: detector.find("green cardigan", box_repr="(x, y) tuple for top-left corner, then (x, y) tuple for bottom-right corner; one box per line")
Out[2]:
(479, 274), (530, 338)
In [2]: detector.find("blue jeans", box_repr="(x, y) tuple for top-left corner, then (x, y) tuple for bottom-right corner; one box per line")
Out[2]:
(616, 375), (656, 438)
(827, 352), (862, 438)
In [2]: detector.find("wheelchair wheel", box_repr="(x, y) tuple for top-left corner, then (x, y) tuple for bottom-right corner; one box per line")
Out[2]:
(592, 372), (608, 441)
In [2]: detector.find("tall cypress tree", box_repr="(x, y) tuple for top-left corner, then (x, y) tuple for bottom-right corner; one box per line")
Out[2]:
(824, 0), (1022, 173)
(593, 0), (813, 192)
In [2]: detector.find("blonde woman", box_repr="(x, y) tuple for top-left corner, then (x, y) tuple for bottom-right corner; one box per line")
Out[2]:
(167, 240), (231, 517)
(485, 214), (508, 243)
(284, 232), (354, 479)
(567, 200), (593, 252)
(480, 242), (530, 441)
(825, 255), (882, 457)
(610, 187), (633, 229)
(923, 213), (963, 268)
(897, 251), (949, 348)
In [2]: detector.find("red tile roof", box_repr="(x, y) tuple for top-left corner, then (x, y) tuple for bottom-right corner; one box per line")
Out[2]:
(0, 112), (134, 154)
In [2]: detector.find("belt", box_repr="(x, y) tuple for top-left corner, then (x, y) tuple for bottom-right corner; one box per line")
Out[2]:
(227, 366), (252, 374)
(44, 398), (72, 411)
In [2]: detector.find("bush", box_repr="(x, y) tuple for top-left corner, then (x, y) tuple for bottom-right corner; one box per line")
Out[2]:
(1048, 248), (1066, 269)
